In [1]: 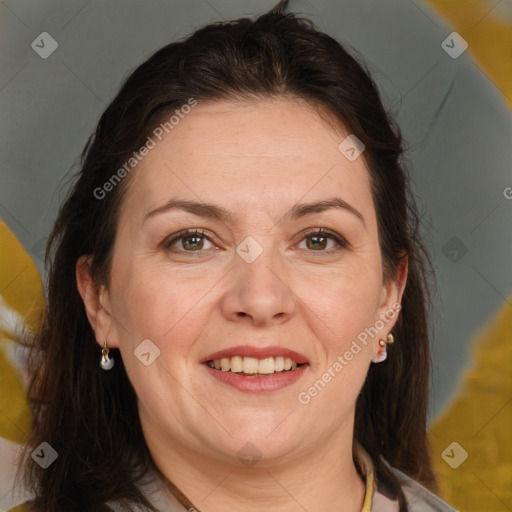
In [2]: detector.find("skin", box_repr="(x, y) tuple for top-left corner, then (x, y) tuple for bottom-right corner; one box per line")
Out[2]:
(77, 97), (407, 512)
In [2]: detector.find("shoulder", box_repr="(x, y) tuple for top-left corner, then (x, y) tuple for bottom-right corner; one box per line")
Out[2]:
(372, 466), (459, 512)
(398, 469), (459, 512)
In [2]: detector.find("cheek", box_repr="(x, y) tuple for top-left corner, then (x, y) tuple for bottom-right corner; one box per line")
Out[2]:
(295, 259), (383, 348)
(295, 275), (378, 415)
(109, 258), (216, 365)
(112, 253), (174, 333)
(109, 263), (210, 422)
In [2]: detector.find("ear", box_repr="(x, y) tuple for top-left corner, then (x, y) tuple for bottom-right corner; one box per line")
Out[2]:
(76, 255), (118, 349)
(373, 255), (408, 351)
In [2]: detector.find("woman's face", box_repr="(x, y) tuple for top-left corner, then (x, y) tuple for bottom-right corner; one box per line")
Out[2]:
(80, 97), (406, 466)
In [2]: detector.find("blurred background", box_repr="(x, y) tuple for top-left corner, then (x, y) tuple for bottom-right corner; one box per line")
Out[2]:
(1, 1), (511, 510)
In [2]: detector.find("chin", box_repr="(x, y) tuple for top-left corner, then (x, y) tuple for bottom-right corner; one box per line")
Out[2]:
(199, 420), (307, 464)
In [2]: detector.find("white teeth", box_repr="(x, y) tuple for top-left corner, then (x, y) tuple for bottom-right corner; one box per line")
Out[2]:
(258, 357), (274, 374)
(230, 355), (243, 373)
(206, 355), (304, 374)
(243, 356), (259, 374)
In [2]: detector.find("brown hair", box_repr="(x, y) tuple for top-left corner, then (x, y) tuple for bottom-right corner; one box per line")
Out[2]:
(19, 1), (437, 510)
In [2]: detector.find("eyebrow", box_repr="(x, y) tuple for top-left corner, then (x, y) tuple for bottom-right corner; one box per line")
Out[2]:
(143, 197), (366, 228)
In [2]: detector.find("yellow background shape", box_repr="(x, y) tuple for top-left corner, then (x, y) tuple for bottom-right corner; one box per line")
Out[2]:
(424, 2), (512, 511)
(0, 221), (43, 444)
(425, 0), (512, 108)
(429, 301), (512, 511)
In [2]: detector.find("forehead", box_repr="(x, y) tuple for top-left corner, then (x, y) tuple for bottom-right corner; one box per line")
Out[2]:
(122, 97), (372, 223)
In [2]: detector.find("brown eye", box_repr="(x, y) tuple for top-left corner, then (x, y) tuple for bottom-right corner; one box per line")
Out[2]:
(298, 229), (347, 253)
(181, 234), (205, 250)
(164, 229), (214, 252)
(306, 234), (328, 251)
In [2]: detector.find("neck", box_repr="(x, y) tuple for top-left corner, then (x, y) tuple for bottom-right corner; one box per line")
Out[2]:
(144, 419), (366, 512)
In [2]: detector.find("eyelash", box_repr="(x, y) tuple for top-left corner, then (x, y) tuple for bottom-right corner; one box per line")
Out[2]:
(162, 228), (348, 256)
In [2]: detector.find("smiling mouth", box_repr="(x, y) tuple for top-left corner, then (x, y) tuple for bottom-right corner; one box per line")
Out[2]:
(205, 355), (306, 376)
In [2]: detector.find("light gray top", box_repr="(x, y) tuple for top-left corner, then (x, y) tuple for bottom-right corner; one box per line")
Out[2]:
(107, 456), (459, 512)
(9, 460), (459, 511)
(377, 466), (459, 512)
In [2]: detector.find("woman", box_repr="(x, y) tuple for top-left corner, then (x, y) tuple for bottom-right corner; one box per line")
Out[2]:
(16, 1), (457, 511)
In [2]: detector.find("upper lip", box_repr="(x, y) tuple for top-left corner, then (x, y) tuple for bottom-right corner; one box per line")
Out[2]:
(201, 345), (309, 365)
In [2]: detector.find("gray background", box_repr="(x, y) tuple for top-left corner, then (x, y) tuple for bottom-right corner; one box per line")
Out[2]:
(1, 0), (511, 422)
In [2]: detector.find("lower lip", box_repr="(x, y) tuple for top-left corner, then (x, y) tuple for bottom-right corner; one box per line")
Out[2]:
(203, 364), (308, 393)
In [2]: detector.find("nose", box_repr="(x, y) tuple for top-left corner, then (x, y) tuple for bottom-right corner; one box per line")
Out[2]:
(221, 244), (296, 327)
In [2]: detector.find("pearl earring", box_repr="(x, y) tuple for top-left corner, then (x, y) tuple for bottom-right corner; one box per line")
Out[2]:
(371, 333), (394, 364)
(100, 340), (114, 370)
